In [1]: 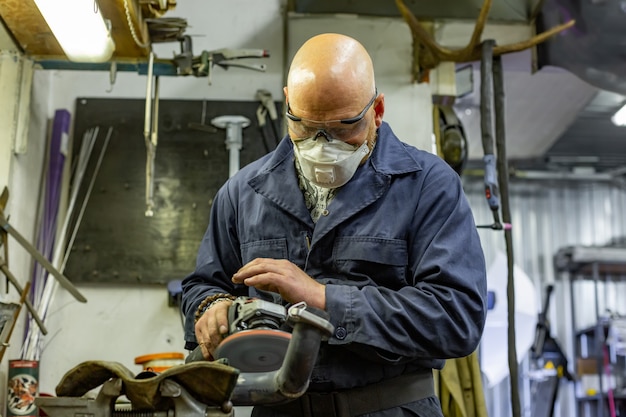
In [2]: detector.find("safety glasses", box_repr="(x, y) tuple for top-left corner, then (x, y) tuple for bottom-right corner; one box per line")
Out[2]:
(286, 89), (377, 141)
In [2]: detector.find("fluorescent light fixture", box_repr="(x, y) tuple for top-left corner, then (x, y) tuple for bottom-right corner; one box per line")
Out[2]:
(34, 0), (115, 62)
(611, 103), (626, 127)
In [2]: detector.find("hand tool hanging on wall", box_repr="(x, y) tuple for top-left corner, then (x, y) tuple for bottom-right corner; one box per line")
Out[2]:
(479, 39), (520, 417)
(255, 89), (281, 153)
(173, 35), (269, 85)
(256, 89), (281, 141)
(434, 105), (468, 176)
(144, 51), (160, 217)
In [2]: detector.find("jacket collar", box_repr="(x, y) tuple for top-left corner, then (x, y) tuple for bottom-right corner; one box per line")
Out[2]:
(369, 122), (424, 175)
(247, 122), (423, 234)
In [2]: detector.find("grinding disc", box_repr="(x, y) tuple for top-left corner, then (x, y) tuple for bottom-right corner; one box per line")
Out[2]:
(214, 329), (292, 372)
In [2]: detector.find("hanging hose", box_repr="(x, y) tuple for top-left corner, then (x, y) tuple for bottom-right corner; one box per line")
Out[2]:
(479, 40), (502, 230)
(480, 40), (520, 417)
(493, 52), (520, 417)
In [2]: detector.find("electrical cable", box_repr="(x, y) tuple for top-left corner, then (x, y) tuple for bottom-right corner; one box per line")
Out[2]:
(480, 39), (520, 417)
(494, 52), (521, 417)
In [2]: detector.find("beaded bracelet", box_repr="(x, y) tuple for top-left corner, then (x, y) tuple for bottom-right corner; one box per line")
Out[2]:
(194, 293), (237, 323)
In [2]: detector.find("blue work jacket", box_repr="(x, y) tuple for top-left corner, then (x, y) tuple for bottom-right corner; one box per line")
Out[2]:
(181, 122), (487, 390)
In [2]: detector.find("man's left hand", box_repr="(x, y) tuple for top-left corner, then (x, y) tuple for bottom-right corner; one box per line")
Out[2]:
(232, 258), (326, 309)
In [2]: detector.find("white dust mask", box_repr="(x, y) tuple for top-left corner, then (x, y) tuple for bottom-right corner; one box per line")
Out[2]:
(293, 131), (370, 188)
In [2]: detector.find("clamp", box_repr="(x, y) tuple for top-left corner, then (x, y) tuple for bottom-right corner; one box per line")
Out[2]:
(172, 35), (269, 84)
(36, 377), (234, 417)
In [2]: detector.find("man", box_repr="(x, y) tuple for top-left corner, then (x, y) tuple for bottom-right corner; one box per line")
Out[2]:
(181, 33), (487, 417)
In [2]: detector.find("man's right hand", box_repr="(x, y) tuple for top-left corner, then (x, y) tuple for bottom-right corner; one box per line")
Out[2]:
(194, 299), (233, 359)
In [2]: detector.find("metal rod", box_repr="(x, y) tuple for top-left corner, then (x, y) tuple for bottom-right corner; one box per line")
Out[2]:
(23, 127), (100, 360)
(48, 126), (98, 281)
(0, 213), (85, 303)
(33, 127), (98, 310)
(0, 259), (47, 334)
(61, 127), (114, 272)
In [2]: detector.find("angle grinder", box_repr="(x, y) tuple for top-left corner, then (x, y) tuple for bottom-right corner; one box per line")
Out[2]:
(213, 297), (292, 373)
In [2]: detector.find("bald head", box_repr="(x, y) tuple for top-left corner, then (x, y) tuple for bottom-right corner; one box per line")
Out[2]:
(285, 33), (376, 121)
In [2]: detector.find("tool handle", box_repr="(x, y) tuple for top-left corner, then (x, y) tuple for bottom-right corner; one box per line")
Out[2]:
(483, 155), (500, 212)
(216, 61), (267, 72)
(213, 48), (269, 59)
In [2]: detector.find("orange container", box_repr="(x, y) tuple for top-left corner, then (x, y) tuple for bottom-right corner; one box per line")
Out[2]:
(134, 352), (184, 373)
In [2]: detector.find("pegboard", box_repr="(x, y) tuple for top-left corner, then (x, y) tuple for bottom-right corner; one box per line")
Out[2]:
(64, 98), (282, 285)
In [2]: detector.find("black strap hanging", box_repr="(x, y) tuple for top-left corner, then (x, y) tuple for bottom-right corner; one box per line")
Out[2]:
(480, 39), (520, 417)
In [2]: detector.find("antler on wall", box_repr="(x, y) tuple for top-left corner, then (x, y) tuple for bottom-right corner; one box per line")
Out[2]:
(395, 0), (575, 83)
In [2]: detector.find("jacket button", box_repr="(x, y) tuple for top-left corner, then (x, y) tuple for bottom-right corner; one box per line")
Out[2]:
(321, 209), (329, 216)
(335, 327), (347, 340)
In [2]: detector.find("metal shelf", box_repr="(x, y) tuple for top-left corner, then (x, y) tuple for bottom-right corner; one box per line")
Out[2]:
(553, 245), (626, 417)
(555, 246), (626, 275)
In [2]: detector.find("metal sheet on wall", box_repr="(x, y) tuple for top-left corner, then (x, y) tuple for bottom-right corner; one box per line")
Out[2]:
(65, 98), (282, 285)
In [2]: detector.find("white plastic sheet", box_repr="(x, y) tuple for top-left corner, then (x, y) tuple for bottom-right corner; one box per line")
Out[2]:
(480, 251), (538, 387)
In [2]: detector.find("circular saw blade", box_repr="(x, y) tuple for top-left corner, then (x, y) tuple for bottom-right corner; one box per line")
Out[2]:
(215, 329), (291, 372)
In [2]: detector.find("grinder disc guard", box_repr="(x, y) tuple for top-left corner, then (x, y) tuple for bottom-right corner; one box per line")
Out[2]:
(215, 329), (291, 372)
